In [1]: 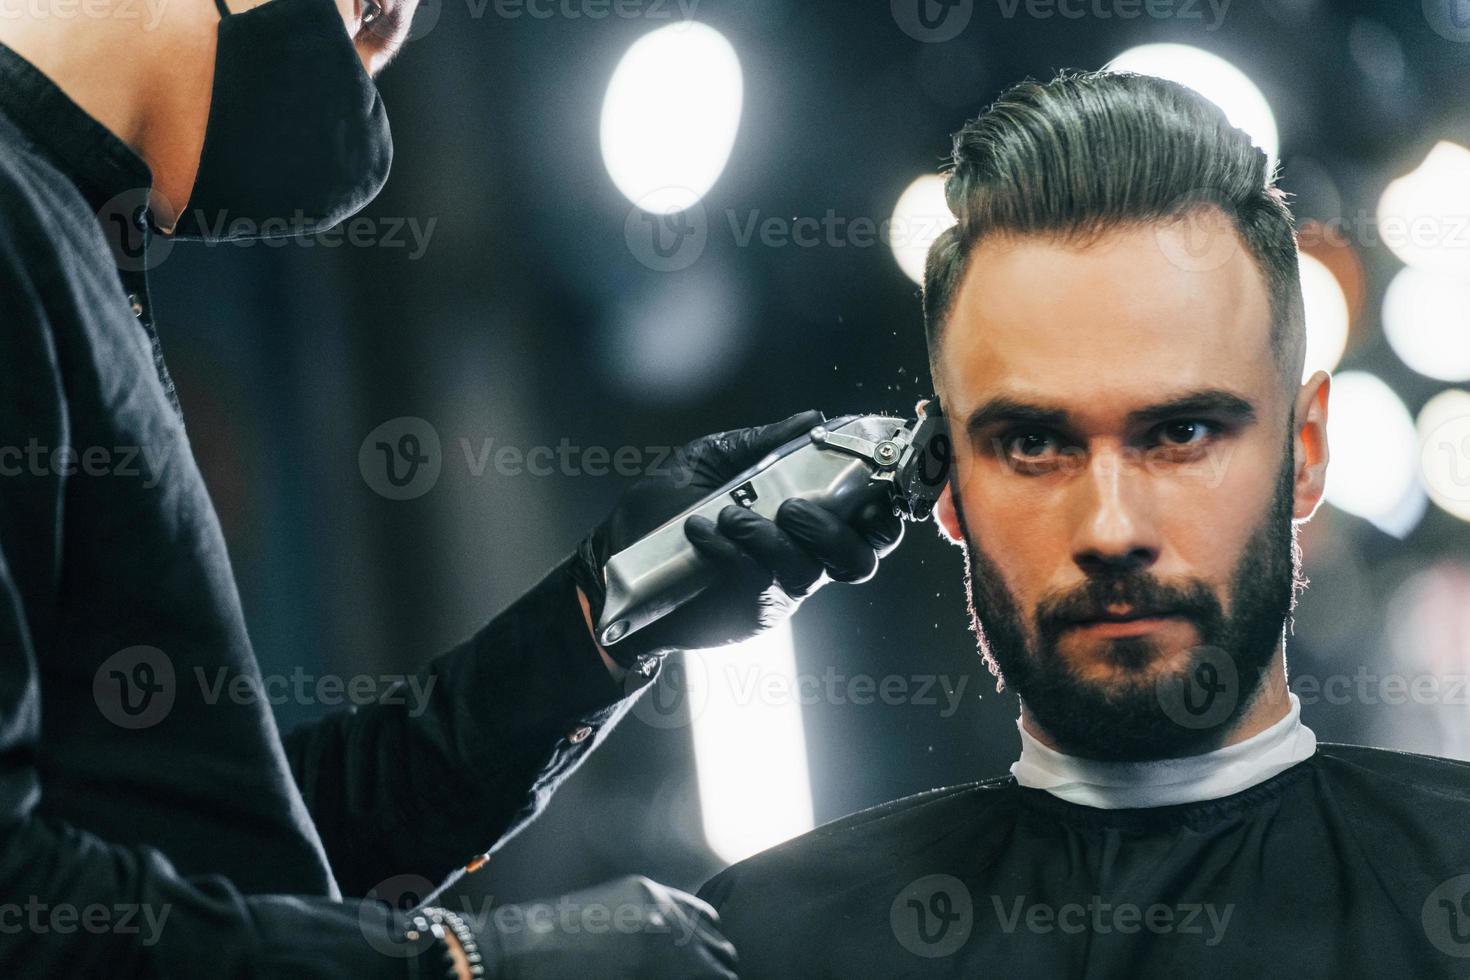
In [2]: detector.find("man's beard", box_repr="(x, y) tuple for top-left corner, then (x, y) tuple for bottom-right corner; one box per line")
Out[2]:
(955, 442), (1306, 761)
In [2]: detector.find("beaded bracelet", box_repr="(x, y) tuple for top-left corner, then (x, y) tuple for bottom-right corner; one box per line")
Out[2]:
(404, 906), (486, 980)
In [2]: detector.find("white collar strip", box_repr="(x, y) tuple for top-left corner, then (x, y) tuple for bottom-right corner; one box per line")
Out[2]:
(1010, 692), (1318, 810)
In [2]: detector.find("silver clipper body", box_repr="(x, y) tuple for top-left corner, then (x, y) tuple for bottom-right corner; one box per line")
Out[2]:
(596, 400), (948, 647)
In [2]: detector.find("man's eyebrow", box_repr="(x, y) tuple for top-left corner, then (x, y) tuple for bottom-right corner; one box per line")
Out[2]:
(964, 397), (1071, 434)
(1125, 389), (1258, 428)
(963, 388), (1258, 435)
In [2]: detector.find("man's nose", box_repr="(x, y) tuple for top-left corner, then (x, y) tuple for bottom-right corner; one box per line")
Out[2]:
(1069, 446), (1161, 577)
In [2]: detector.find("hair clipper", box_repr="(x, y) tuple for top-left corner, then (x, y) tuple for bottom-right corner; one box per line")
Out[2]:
(596, 399), (949, 647)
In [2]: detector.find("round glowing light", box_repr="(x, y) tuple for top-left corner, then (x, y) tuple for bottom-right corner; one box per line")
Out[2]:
(1299, 252), (1350, 381)
(603, 271), (743, 400)
(1107, 44), (1279, 167)
(1383, 267), (1470, 382)
(1375, 141), (1470, 274)
(601, 23), (743, 214)
(889, 174), (957, 285)
(1417, 389), (1470, 524)
(1324, 372), (1421, 532)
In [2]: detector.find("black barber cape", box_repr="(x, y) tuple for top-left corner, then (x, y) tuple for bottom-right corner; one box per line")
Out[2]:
(0, 43), (640, 977)
(699, 745), (1470, 978)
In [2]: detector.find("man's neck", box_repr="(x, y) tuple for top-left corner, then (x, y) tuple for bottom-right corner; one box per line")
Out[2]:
(0, 0), (217, 226)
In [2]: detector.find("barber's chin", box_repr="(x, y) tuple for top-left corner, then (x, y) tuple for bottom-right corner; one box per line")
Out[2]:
(1060, 617), (1200, 680)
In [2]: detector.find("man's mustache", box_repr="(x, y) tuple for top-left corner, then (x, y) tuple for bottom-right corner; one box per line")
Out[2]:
(1035, 573), (1223, 640)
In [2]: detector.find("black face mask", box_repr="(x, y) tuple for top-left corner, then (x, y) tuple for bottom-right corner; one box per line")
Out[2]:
(170, 0), (393, 241)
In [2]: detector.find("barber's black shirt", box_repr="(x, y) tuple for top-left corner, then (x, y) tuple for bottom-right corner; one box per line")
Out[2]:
(0, 42), (637, 978)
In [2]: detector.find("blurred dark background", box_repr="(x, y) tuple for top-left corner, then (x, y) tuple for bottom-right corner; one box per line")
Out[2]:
(152, 0), (1470, 905)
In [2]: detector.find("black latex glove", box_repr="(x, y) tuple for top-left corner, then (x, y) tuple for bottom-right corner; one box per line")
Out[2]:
(482, 875), (739, 980)
(570, 410), (905, 671)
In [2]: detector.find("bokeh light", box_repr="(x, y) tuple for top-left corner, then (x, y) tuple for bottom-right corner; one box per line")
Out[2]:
(1375, 141), (1470, 274)
(1324, 371), (1424, 536)
(1380, 563), (1470, 760)
(1300, 252), (1350, 381)
(687, 624), (815, 865)
(1417, 388), (1470, 524)
(1107, 44), (1279, 167)
(889, 174), (956, 285)
(601, 23), (744, 214)
(601, 270), (745, 402)
(1383, 267), (1470, 382)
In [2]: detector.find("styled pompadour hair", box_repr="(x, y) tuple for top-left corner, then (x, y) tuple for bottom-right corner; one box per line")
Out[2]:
(922, 70), (1305, 388)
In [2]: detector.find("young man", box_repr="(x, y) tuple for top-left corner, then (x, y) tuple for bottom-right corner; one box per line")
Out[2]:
(698, 71), (1470, 978)
(0, 0), (903, 975)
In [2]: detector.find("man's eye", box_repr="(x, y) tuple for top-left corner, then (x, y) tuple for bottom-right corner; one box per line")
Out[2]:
(1002, 430), (1061, 460)
(1155, 420), (1215, 446)
(361, 0), (382, 24)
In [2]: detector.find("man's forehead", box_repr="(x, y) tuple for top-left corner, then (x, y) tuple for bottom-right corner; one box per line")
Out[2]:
(936, 217), (1277, 422)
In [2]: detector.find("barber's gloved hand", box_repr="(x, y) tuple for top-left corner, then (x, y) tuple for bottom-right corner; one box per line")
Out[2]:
(569, 410), (905, 671)
(484, 875), (738, 980)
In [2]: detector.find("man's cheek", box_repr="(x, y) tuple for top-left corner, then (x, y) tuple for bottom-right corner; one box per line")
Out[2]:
(1167, 441), (1240, 491)
(964, 509), (1056, 606)
(1165, 450), (1277, 543)
(973, 484), (1066, 556)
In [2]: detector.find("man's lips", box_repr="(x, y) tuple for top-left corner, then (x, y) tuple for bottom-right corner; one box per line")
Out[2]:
(1060, 608), (1186, 637)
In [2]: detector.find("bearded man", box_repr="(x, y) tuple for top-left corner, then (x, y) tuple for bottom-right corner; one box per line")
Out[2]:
(697, 70), (1470, 979)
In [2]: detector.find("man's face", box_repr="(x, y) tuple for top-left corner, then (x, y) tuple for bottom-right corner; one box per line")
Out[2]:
(932, 211), (1326, 760)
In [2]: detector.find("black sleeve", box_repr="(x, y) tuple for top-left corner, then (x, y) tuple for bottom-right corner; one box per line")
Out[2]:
(281, 557), (650, 898)
(0, 769), (415, 979)
(0, 261), (415, 977)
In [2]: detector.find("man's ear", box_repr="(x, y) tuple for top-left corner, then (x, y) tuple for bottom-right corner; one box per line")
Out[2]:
(1292, 371), (1331, 521)
(934, 483), (965, 546)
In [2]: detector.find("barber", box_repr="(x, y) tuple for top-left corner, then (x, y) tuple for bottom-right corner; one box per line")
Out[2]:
(0, 0), (901, 975)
